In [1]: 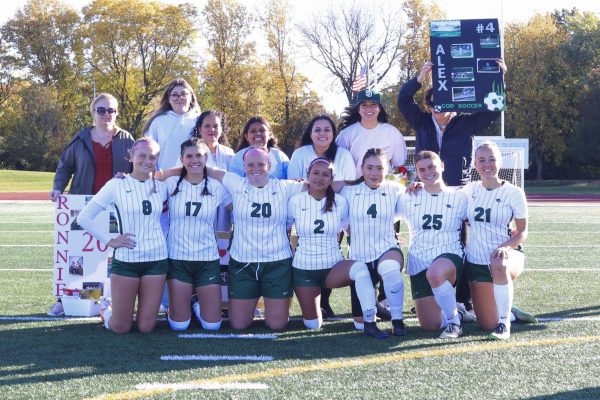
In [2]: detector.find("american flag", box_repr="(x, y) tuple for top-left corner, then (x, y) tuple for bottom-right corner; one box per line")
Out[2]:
(351, 66), (367, 92)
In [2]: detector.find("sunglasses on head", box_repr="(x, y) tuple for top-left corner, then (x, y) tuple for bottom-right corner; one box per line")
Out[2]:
(95, 107), (117, 115)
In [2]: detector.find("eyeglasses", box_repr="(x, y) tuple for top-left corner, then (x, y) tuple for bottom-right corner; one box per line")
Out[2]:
(95, 107), (117, 115)
(170, 92), (189, 100)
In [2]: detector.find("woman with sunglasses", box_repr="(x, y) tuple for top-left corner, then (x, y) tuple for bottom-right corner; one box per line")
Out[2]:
(48, 93), (134, 316)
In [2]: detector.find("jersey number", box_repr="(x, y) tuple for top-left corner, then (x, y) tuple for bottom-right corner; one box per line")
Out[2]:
(367, 203), (377, 219)
(474, 207), (491, 222)
(142, 200), (152, 215)
(250, 202), (272, 218)
(313, 219), (325, 234)
(185, 201), (202, 217)
(422, 214), (442, 230)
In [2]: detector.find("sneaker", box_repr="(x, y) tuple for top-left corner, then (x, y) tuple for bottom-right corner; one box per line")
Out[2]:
(99, 298), (111, 322)
(191, 294), (199, 319)
(391, 319), (408, 336)
(47, 301), (64, 317)
(321, 303), (336, 319)
(439, 323), (462, 339)
(364, 321), (389, 339)
(488, 323), (510, 340)
(376, 300), (392, 321)
(511, 305), (538, 324)
(457, 302), (477, 323)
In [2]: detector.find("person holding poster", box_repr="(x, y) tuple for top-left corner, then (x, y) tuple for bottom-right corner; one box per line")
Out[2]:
(397, 59), (506, 319)
(48, 93), (134, 316)
(165, 138), (231, 331)
(77, 137), (168, 334)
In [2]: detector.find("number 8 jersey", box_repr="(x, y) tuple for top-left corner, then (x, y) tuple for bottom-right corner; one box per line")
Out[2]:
(463, 181), (528, 265)
(341, 181), (403, 263)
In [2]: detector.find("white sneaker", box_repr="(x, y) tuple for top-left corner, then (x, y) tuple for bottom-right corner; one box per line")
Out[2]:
(439, 323), (462, 339)
(457, 302), (477, 323)
(99, 298), (111, 322)
(488, 322), (510, 340)
(47, 301), (64, 316)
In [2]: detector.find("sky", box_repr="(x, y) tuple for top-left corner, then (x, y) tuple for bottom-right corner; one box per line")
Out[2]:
(2, 0), (599, 113)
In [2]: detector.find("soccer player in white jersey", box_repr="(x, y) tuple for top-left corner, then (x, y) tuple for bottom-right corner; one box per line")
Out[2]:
(77, 137), (168, 334)
(197, 147), (303, 330)
(335, 148), (408, 336)
(398, 151), (468, 339)
(165, 138), (231, 332)
(463, 142), (530, 340)
(288, 158), (387, 338)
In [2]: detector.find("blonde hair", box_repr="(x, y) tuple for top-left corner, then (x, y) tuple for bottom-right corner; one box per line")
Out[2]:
(475, 141), (503, 167)
(129, 137), (161, 194)
(90, 93), (118, 120)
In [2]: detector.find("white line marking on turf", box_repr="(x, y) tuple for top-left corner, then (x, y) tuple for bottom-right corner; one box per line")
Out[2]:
(136, 382), (268, 390)
(0, 244), (53, 247)
(539, 317), (600, 322)
(0, 269), (52, 271)
(160, 355), (273, 362)
(178, 333), (277, 340)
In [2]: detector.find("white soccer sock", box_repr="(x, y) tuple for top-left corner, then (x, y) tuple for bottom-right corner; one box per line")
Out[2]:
(103, 307), (112, 331)
(494, 282), (513, 328)
(303, 318), (322, 330)
(349, 262), (376, 323)
(201, 318), (222, 331)
(193, 301), (201, 322)
(431, 280), (460, 325)
(353, 320), (364, 330)
(378, 260), (404, 320)
(168, 315), (191, 331)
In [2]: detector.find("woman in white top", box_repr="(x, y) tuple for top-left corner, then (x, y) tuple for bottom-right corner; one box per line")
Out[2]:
(335, 148), (408, 337)
(228, 116), (289, 179)
(190, 110), (234, 170)
(142, 78), (200, 171)
(463, 142), (529, 340)
(397, 151), (467, 339)
(77, 137), (168, 334)
(288, 158), (386, 338)
(165, 138), (231, 332)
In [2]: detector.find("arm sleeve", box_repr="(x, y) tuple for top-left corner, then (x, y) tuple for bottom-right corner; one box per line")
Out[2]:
(391, 126), (408, 167)
(286, 195), (297, 228)
(53, 140), (77, 192)
(466, 110), (501, 133)
(338, 196), (349, 230)
(287, 149), (303, 180)
(228, 151), (246, 176)
(77, 201), (117, 245)
(397, 78), (430, 130)
(335, 128), (351, 150)
(221, 172), (243, 193)
(510, 187), (528, 219)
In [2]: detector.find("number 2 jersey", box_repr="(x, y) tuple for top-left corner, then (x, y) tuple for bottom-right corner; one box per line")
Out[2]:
(396, 189), (467, 276)
(79, 175), (168, 263)
(288, 192), (348, 270)
(166, 176), (231, 261)
(340, 181), (403, 263)
(462, 181), (528, 265)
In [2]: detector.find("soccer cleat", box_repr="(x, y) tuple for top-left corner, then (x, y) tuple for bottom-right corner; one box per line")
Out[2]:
(511, 305), (538, 324)
(439, 323), (462, 339)
(364, 321), (389, 339)
(47, 301), (64, 317)
(457, 302), (477, 323)
(488, 323), (510, 340)
(98, 297), (111, 322)
(391, 319), (408, 336)
(376, 300), (392, 321)
(321, 304), (336, 319)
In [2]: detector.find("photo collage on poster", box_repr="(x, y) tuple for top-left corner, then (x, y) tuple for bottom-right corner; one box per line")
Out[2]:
(430, 19), (505, 112)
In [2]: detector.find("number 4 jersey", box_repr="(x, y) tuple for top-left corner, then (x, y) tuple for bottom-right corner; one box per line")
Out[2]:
(397, 189), (467, 276)
(462, 181), (528, 265)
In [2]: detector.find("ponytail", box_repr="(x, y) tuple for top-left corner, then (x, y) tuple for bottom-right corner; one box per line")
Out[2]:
(171, 167), (188, 197)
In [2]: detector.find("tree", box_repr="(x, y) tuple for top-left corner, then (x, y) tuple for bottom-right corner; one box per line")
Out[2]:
(79, 0), (199, 134)
(298, 1), (407, 104)
(504, 14), (576, 180)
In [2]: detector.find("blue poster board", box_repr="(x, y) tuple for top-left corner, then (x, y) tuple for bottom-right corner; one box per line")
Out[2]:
(429, 19), (505, 113)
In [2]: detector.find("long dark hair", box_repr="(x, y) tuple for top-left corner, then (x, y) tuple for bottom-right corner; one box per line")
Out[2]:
(298, 115), (338, 162)
(142, 78), (199, 135)
(347, 148), (388, 186)
(236, 116), (278, 151)
(171, 138), (211, 197)
(338, 101), (389, 131)
(307, 157), (336, 213)
(190, 110), (230, 147)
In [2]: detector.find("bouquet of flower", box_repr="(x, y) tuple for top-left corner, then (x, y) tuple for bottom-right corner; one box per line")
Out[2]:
(385, 165), (411, 188)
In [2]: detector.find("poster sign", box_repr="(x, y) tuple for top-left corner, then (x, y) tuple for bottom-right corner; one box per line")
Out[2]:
(54, 195), (111, 298)
(430, 19), (505, 113)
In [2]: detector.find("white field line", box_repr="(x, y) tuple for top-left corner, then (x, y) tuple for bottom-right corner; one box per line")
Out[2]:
(160, 355), (273, 362)
(136, 382), (268, 390)
(178, 333), (277, 340)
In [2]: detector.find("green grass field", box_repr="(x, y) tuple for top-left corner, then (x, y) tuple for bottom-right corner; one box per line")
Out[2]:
(1, 200), (599, 399)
